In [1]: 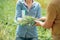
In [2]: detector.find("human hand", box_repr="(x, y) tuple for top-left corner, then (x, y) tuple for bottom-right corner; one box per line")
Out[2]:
(17, 18), (23, 22)
(39, 17), (46, 22)
(34, 20), (41, 26)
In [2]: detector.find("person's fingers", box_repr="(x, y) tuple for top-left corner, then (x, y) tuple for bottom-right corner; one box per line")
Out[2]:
(34, 20), (41, 26)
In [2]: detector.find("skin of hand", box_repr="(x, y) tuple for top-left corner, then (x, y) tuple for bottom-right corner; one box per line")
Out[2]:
(35, 20), (41, 26)
(35, 20), (53, 29)
(39, 17), (46, 22)
(35, 20), (45, 26)
(17, 18), (23, 22)
(35, 17), (46, 26)
(35, 17), (53, 29)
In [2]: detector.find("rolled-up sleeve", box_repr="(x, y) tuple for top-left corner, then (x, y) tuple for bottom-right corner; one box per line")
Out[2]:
(15, 1), (22, 21)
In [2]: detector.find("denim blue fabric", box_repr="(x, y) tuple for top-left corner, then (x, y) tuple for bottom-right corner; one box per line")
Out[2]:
(16, 37), (38, 40)
(15, 0), (41, 38)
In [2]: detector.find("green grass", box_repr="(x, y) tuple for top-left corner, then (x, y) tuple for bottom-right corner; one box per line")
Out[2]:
(0, 0), (52, 40)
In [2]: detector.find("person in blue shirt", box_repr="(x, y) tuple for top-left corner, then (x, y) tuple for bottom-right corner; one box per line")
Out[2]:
(15, 0), (41, 40)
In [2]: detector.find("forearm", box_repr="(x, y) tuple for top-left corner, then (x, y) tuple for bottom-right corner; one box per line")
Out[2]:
(40, 21), (52, 29)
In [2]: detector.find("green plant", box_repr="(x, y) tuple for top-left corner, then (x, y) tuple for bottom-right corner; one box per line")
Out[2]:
(19, 16), (36, 26)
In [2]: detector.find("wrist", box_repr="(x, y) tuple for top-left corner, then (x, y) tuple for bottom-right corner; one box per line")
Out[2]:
(17, 18), (22, 22)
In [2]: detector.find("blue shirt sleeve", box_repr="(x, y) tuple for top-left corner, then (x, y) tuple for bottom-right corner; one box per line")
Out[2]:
(36, 4), (41, 18)
(15, 1), (22, 21)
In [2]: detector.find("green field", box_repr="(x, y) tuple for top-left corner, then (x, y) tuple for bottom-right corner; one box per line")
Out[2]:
(0, 0), (52, 40)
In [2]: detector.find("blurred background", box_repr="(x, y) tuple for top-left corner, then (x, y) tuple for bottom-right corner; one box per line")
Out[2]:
(0, 0), (52, 40)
